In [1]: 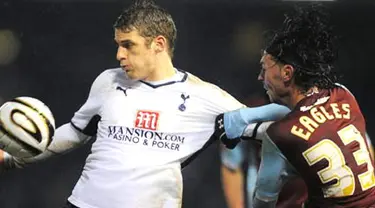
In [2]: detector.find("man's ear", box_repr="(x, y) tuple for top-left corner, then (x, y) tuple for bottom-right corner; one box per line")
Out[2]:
(152, 35), (167, 53)
(281, 64), (295, 82)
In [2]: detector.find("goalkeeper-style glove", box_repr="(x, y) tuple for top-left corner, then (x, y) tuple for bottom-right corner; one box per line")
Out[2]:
(214, 114), (240, 149)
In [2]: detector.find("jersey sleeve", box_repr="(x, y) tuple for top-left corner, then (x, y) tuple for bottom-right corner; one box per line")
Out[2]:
(206, 84), (246, 113)
(71, 70), (113, 136)
(220, 142), (246, 170)
(242, 119), (286, 142)
(223, 104), (291, 139)
(184, 73), (245, 113)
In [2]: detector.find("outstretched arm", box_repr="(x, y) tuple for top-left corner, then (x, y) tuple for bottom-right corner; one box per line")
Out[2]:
(0, 69), (112, 173)
(223, 104), (290, 139)
(215, 104), (290, 149)
(0, 123), (90, 172)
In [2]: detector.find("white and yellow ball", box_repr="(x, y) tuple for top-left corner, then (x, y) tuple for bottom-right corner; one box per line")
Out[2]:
(0, 97), (55, 158)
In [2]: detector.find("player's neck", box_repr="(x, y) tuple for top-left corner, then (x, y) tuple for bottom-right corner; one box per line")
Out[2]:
(284, 88), (307, 110)
(286, 86), (318, 109)
(144, 55), (176, 82)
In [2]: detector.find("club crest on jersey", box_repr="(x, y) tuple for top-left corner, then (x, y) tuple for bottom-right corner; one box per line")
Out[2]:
(179, 93), (190, 112)
(135, 110), (159, 130)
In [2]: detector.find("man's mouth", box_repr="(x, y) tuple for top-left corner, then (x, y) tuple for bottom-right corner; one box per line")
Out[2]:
(263, 85), (269, 91)
(121, 65), (130, 72)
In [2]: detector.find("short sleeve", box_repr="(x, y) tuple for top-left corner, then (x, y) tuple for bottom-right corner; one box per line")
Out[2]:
(71, 70), (114, 136)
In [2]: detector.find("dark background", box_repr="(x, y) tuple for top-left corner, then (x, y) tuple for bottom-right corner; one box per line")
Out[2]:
(0, 0), (374, 207)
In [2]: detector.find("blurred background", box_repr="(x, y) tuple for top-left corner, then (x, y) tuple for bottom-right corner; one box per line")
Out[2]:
(0, 0), (375, 207)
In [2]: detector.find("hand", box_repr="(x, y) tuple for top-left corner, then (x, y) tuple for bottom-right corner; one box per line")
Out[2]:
(214, 114), (240, 149)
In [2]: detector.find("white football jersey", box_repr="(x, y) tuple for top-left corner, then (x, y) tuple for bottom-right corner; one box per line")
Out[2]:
(67, 68), (245, 208)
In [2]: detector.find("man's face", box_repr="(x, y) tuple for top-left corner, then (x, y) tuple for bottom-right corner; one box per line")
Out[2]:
(114, 29), (156, 80)
(258, 53), (288, 104)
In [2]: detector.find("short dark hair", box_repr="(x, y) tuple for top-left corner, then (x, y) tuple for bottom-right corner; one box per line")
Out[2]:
(114, 0), (177, 58)
(264, 4), (339, 92)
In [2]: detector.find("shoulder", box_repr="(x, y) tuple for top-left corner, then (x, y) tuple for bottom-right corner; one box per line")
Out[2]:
(333, 83), (358, 101)
(90, 68), (136, 94)
(334, 83), (351, 94)
(185, 72), (239, 100)
(267, 110), (301, 140)
(185, 72), (244, 110)
(93, 68), (131, 87)
(185, 72), (218, 90)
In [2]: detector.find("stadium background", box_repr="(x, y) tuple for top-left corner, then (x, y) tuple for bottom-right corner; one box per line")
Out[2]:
(0, 0), (374, 207)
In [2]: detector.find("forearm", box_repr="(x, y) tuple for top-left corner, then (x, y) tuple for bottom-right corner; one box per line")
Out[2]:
(0, 123), (90, 172)
(242, 122), (274, 141)
(20, 123), (90, 164)
(224, 104), (289, 139)
(46, 123), (90, 154)
(221, 166), (245, 208)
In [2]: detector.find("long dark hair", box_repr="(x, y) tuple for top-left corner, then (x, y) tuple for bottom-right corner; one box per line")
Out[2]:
(265, 4), (339, 92)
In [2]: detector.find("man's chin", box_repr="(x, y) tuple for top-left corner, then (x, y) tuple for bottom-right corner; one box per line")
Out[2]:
(266, 90), (281, 104)
(124, 71), (140, 80)
(266, 90), (275, 102)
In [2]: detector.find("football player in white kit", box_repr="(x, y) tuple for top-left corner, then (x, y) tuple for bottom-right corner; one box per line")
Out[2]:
(0, 0), (290, 208)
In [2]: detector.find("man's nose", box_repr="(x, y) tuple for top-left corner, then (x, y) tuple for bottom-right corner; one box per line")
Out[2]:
(258, 72), (264, 81)
(116, 47), (128, 61)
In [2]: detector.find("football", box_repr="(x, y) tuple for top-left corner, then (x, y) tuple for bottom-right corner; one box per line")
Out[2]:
(0, 97), (55, 158)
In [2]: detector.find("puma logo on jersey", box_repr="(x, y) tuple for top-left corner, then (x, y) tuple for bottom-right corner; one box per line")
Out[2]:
(179, 93), (190, 111)
(116, 86), (130, 96)
(135, 110), (159, 130)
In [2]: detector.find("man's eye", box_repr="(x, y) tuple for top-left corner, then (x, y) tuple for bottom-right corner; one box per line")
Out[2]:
(122, 42), (134, 49)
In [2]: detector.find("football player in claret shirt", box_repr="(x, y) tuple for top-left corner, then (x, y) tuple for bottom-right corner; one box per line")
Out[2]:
(216, 5), (375, 208)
